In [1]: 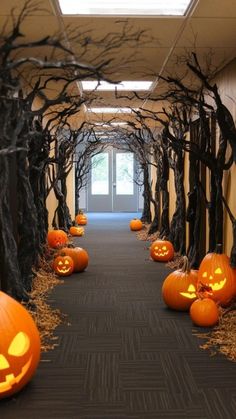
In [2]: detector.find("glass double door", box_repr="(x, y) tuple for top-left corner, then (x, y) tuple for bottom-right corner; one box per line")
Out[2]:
(87, 147), (138, 212)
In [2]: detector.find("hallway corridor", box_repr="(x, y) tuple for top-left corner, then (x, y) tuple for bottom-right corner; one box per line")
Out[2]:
(1, 214), (236, 419)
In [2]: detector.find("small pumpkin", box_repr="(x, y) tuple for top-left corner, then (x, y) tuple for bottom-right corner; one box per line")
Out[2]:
(190, 298), (219, 327)
(75, 212), (87, 225)
(60, 247), (89, 272)
(47, 229), (68, 249)
(130, 219), (143, 231)
(198, 244), (236, 307)
(69, 226), (84, 237)
(0, 291), (41, 399)
(162, 257), (198, 311)
(53, 255), (74, 276)
(150, 239), (174, 262)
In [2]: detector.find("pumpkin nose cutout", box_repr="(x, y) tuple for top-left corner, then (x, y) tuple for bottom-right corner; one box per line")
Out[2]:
(209, 275), (213, 280)
(187, 284), (196, 292)
(0, 355), (10, 370)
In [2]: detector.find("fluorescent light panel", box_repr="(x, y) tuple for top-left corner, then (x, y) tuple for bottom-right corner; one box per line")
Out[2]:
(87, 107), (138, 114)
(94, 122), (128, 126)
(59, 0), (192, 16)
(81, 81), (153, 91)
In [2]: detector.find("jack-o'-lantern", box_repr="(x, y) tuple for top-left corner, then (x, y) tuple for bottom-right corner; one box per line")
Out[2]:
(53, 255), (74, 276)
(190, 298), (219, 327)
(198, 244), (236, 307)
(0, 291), (41, 399)
(47, 229), (68, 249)
(69, 226), (84, 237)
(129, 219), (143, 231)
(60, 246), (89, 272)
(150, 239), (174, 262)
(162, 256), (198, 311)
(75, 212), (87, 225)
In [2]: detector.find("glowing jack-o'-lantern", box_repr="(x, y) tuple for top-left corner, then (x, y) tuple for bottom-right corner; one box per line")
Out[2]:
(69, 226), (84, 237)
(150, 239), (174, 262)
(75, 212), (87, 225)
(53, 255), (74, 276)
(162, 257), (198, 310)
(130, 219), (143, 231)
(0, 291), (41, 399)
(47, 229), (68, 249)
(198, 244), (236, 307)
(60, 246), (89, 272)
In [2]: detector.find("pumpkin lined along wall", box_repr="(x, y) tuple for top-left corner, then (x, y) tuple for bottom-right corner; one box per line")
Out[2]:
(162, 257), (198, 311)
(0, 292), (41, 399)
(198, 244), (236, 307)
(150, 240), (174, 263)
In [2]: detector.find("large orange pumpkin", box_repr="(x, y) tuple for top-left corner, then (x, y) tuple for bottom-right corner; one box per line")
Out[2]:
(0, 291), (41, 399)
(75, 213), (87, 225)
(53, 255), (74, 276)
(129, 219), (143, 231)
(150, 239), (174, 262)
(198, 244), (236, 307)
(47, 229), (68, 249)
(162, 257), (198, 311)
(69, 226), (84, 237)
(60, 247), (89, 272)
(190, 298), (219, 327)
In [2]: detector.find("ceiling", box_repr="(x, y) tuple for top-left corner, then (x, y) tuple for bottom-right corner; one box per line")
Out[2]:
(1, 0), (236, 125)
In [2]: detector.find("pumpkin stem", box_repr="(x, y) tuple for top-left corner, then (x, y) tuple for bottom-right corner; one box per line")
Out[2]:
(215, 243), (223, 254)
(181, 256), (191, 273)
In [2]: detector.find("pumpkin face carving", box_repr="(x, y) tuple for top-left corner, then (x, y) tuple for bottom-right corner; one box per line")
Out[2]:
(150, 240), (174, 262)
(198, 246), (236, 306)
(69, 226), (84, 237)
(0, 291), (41, 399)
(162, 257), (198, 310)
(60, 247), (89, 272)
(53, 255), (74, 276)
(47, 229), (68, 249)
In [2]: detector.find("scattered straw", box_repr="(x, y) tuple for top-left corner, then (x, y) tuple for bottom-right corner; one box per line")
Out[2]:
(24, 253), (67, 352)
(166, 253), (185, 269)
(136, 224), (160, 242)
(194, 306), (236, 362)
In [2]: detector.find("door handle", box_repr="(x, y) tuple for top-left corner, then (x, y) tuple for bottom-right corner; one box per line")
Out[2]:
(113, 183), (116, 187)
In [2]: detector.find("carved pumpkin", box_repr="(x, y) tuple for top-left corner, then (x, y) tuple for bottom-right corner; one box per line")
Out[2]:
(130, 219), (143, 231)
(53, 255), (74, 276)
(60, 247), (89, 272)
(75, 213), (87, 225)
(162, 257), (198, 311)
(0, 291), (41, 399)
(69, 226), (84, 237)
(198, 244), (236, 307)
(190, 298), (219, 327)
(47, 229), (68, 249)
(150, 239), (174, 262)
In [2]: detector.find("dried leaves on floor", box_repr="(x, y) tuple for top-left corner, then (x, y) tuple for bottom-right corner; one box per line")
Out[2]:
(194, 306), (236, 362)
(24, 252), (66, 352)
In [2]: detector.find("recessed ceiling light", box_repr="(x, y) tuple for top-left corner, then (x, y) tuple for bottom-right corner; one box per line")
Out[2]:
(87, 107), (138, 114)
(81, 81), (153, 91)
(58, 0), (192, 16)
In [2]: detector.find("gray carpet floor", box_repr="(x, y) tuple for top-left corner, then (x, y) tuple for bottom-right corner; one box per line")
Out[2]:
(1, 213), (236, 418)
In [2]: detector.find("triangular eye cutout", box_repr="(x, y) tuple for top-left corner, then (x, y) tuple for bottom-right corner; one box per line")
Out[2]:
(202, 271), (208, 278)
(8, 332), (30, 357)
(214, 267), (222, 274)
